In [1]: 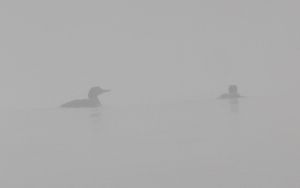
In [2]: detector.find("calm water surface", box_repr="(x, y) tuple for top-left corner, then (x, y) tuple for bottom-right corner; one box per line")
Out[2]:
(0, 97), (299, 187)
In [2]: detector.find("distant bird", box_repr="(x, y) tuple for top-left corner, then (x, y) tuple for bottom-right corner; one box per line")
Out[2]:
(61, 86), (110, 108)
(219, 85), (243, 99)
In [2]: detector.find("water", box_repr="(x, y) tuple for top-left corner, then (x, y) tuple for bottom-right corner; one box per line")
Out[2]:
(0, 97), (299, 187)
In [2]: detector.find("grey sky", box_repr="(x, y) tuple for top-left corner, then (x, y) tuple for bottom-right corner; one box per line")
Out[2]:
(0, 0), (299, 109)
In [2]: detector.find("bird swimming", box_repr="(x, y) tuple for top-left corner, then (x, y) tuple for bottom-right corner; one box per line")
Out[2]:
(219, 85), (243, 99)
(60, 86), (110, 108)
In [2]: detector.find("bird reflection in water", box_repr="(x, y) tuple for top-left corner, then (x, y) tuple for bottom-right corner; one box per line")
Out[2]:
(219, 84), (243, 113)
(89, 108), (102, 124)
(229, 98), (240, 113)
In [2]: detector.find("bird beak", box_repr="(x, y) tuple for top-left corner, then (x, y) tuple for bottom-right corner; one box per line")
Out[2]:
(102, 89), (111, 93)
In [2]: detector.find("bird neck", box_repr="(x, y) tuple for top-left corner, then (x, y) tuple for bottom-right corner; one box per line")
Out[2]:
(89, 95), (99, 101)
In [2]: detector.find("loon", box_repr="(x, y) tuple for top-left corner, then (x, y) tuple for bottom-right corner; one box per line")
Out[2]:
(61, 86), (110, 108)
(219, 85), (242, 99)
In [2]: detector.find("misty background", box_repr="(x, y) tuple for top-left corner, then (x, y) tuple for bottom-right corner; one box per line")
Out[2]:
(1, 1), (300, 188)
(0, 0), (299, 109)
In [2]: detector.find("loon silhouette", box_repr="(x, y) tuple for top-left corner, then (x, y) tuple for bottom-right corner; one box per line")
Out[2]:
(219, 85), (242, 99)
(61, 86), (110, 108)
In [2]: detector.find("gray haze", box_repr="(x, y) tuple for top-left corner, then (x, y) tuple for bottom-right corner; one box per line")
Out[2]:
(0, 0), (300, 108)
(1, 98), (300, 187)
(1, 1), (300, 187)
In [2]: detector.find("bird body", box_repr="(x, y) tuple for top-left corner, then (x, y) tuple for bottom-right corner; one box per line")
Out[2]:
(60, 98), (101, 108)
(219, 85), (243, 99)
(61, 86), (110, 108)
(219, 93), (242, 99)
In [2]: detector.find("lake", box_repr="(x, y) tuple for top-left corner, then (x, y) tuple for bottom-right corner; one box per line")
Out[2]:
(0, 97), (299, 187)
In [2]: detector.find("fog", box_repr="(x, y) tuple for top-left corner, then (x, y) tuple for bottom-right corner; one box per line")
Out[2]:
(1, 98), (300, 187)
(0, 0), (300, 108)
(0, 0), (300, 187)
